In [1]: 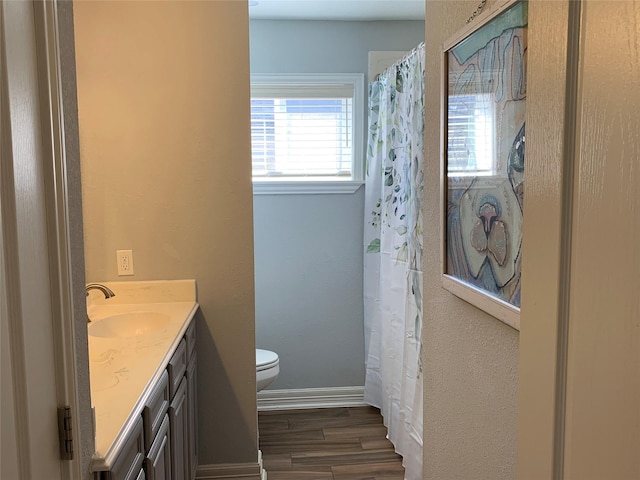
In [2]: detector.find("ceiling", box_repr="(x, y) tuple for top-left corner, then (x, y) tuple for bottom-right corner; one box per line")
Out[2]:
(248, 0), (425, 21)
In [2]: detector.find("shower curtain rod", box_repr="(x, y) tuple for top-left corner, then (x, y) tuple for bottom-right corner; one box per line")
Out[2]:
(374, 41), (425, 82)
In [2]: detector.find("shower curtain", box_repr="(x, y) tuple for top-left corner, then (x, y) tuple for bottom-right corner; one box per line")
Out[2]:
(363, 43), (424, 480)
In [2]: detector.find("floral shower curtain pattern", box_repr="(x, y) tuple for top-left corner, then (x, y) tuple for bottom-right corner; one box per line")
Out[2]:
(363, 43), (425, 480)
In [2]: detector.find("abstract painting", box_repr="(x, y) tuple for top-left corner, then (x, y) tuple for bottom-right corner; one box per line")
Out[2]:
(443, 0), (527, 327)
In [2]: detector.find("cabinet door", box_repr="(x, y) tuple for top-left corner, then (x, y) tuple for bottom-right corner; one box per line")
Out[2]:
(143, 370), (170, 453)
(167, 339), (187, 399)
(186, 353), (198, 480)
(185, 320), (196, 363)
(144, 414), (171, 480)
(169, 377), (188, 480)
(103, 417), (145, 480)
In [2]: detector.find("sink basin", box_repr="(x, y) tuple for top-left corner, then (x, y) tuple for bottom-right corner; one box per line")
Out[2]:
(89, 312), (170, 338)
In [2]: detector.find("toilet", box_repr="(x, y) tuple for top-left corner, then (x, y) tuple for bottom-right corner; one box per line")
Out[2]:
(256, 349), (279, 392)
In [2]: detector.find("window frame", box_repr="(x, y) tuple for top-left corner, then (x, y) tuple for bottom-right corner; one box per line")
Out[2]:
(250, 73), (365, 195)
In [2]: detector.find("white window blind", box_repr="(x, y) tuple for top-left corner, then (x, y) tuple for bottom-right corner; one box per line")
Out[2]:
(250, 75), (363, 182)
(447, 93), (496, 176)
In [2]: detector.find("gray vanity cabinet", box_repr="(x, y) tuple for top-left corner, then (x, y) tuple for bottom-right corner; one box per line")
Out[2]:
(186, 349), (198, 480)
(168, 323), (198, 480)
(144, 414), (172, 480)
(96, 417), (145, 480)
(143, 371), (170, 453)
(142, 371), (172, 480)
(95, 318), (197, 480)
(167, 339), (187, 399)
(169, 377), (188, 480)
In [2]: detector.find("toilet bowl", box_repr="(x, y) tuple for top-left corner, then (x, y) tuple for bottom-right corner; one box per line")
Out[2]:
(256, 348), (279, 392)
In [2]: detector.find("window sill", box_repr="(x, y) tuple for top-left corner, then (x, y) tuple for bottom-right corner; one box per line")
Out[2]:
(252, 180), (364, 195)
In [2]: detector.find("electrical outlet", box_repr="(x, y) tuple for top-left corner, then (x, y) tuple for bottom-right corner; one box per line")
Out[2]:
(116, 249), (134, 276)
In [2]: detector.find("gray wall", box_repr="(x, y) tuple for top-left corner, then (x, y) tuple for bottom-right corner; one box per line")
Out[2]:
(422, 1), (519, 479)
(250, 20), (424, 389)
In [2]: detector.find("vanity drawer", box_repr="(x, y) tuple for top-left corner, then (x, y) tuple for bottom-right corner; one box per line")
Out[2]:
(167, 339), (187, 399)
(99, 416), (144, 480)
(143, 370), (169, 453)
(144, 414), (171, 480)
(185, 319), (196, 361)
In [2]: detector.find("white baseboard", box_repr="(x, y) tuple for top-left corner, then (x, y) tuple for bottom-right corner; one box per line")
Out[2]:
(257, 386), (366, 411)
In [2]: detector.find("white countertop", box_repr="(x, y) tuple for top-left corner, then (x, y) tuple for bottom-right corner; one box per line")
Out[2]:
(87, 280), (198, 472)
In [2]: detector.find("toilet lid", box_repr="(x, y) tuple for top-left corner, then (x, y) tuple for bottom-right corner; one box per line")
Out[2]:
(256, 349), (279, 371)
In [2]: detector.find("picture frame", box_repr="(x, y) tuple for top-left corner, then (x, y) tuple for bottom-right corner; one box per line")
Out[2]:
(441, 0), (528, 330)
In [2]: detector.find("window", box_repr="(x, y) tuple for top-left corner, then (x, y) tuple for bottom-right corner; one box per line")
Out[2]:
(447, 93), (496, 176)
(251, 74), (364, 194)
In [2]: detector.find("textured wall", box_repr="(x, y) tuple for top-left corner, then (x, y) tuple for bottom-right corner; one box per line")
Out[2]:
(422, 2), (519, 479)
(57, 2), (94, 478)
(250, 19), (424, 389)
(74, 1), (257, 465)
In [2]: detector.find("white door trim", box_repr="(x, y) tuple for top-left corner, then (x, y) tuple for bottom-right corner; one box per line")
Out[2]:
(32, 4), (91, 477)
(0, 5), (32, 474)
(1, 0), (63, 476)
(1, 1), (89, 478)
(516, 1), (582, 479)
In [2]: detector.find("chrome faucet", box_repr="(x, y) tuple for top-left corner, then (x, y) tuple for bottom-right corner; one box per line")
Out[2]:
(86, 284), (115, 323)
(86, 283), (116, 299)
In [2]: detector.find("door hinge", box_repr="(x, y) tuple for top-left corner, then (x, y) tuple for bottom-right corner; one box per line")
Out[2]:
(57, 405), (74, 460)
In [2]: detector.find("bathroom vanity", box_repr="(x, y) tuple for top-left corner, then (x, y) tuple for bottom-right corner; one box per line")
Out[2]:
(87, 280), (198, 480)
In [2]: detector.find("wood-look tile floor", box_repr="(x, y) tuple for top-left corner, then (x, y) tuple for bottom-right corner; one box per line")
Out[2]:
(258, 406), (405, 480)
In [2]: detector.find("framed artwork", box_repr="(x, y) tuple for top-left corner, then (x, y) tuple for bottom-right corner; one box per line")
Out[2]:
(441, 0), (527, 330)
